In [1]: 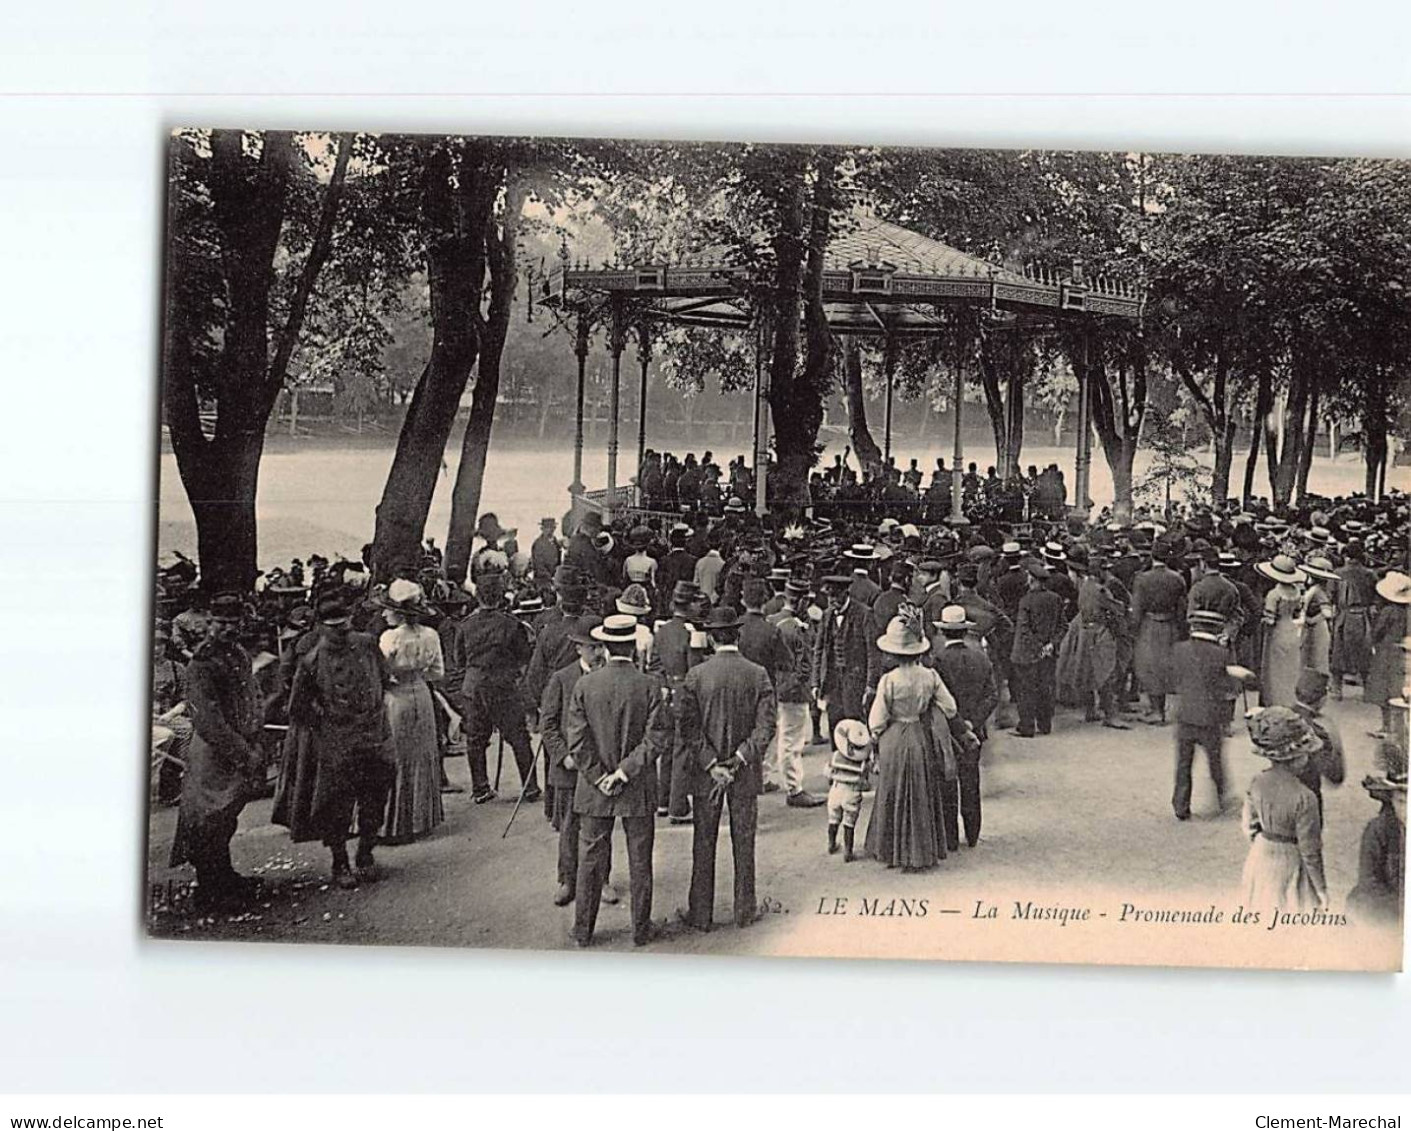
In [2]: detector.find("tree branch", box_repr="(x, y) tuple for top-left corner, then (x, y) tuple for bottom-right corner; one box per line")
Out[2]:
(264, 131), (354, 411)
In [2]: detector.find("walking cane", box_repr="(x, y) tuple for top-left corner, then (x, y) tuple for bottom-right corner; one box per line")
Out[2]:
(494, 733), (504, 792)
(502, 738), (544, 838)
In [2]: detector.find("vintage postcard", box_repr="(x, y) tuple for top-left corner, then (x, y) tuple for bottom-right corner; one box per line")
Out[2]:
(146, 130), (1408, 970)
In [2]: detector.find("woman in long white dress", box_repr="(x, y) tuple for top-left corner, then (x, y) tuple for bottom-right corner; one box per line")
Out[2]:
(1239, 706), (1328, 913)
(1256, 554), (1306, 708)
(378, 579), (446, 843)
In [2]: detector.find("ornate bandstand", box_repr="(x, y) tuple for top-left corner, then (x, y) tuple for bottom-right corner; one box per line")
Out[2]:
(542, 210), (1144, 522)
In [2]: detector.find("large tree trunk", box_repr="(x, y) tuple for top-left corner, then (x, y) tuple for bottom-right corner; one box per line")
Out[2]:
(841, 336), (883, 475)
(371, 141), (493, 577)
(1006, 359), (1025, 481)
(1270, 356), (1311, 507)
(978, 332), (1008, 479)
(1243, 362), (1272, 506)
(1211, 420), (1236, 506)
(445, 179), (525, 582)
(1087, 333), (1148, 523)
(764, 152), (817, 511)
(1295, 377), (1320, 502)
(165, 129), (350, 592)
(1363, 363), (1389, 500)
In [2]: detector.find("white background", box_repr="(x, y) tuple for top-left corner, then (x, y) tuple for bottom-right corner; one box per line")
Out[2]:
(1, 0), (1409, 1095)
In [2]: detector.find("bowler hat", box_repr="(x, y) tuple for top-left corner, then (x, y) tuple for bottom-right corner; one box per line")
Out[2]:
(702, 607), (742, 632)
(567, 614), (603, 645)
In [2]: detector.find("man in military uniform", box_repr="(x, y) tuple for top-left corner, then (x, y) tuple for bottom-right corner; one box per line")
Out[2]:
(458, 574), (538, 804)
(169, 594), (264, 911)
(1009, 563), (1066, 737)
(1131, 542), (1188, 725)
(277, 590), (392, 888)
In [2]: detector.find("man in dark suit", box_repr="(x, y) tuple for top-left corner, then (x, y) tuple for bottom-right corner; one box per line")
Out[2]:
(931, 605), (997, 847)
(812, 574), (879, 727)
(656, 525), (699, 612)
(676, 607), (777, 931)
(653, 580), (705, 823)
(565, 614), (672, 947)
(539, 615), (603, 906)
(530, 517), (562, 585)
(1168, 610), (1244, 820)
(1009, 562), (1067, 737)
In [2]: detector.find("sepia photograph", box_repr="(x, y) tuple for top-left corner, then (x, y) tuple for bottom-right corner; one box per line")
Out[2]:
(145, 130), (1409, 971)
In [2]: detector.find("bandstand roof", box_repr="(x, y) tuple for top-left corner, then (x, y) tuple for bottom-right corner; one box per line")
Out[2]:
(549, 211), (1144, 333)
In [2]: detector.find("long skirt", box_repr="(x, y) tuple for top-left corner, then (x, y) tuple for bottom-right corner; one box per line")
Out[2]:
(865, 719), (945, 870)
(1261, 617), (1301, 707)
(1240, 835), (1320, 913)
(1134, 617), (1180, 696)
(380, 677), (444, 843)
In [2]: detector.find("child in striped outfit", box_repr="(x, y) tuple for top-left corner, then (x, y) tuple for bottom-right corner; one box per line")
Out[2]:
(828, 719), (874, 862)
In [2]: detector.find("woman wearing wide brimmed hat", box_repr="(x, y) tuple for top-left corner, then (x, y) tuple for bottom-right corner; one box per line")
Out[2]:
(1238, 706), (1328, 913)
(1346, 740), (1406, 927)
(1366, 572), (1411, 732)
(376, 579), (446, 844)
(864, 606), (959, 872)
(1298, 555), (1338, 680)
(1257, 554), (1307, 709)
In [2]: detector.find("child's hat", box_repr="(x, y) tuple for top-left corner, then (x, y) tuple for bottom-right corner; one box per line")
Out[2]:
(833, 718), (872, 759)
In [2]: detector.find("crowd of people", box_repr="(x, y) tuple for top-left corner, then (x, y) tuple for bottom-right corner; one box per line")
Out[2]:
(635, 445), (1069, 527)
(151, 463), (1409, 943)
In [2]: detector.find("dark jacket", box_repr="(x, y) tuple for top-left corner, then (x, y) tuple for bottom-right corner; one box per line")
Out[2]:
(1170, 635), (1237, 727)
(457, 606), (532, 689)
(738, 610), (786, 687)
(932, 638), (998, 730)
(539, 659), (590, 789)
(1010, 588), (1067, 665)
(677, 648), (777, 795)
(524, 608), (579, 707)
(812, 598), (879, 697)
(566, 658), (670, 817)
(768, 609), (814, 704)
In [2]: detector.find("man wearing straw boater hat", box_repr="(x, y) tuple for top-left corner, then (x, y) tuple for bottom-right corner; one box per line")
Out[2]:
(932, 605), (996, 848)
(1167, 609), (1252, 821)
(565, 613), (672, 947)
(676, 606), (778, 932)
(844, 543), (882, 608)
